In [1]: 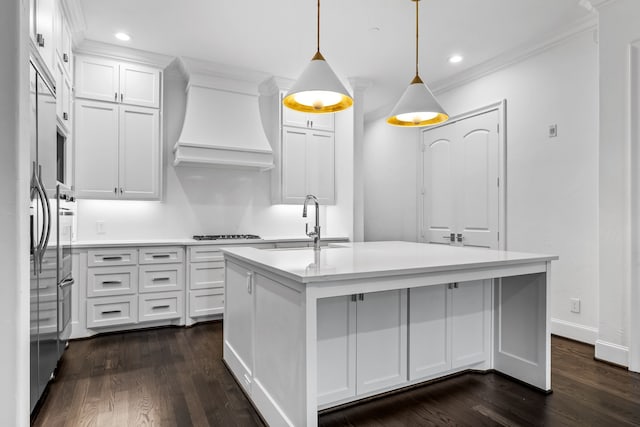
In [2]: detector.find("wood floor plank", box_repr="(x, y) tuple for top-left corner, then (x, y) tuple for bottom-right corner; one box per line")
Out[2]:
(33, 324), (640, 427)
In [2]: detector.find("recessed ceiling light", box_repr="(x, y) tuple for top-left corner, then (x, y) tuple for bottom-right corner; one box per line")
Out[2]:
(115, 32), (131, 41)
(449, 54), (463, 64)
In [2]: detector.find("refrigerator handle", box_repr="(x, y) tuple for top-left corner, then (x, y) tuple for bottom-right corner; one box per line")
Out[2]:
(30, 162), (39, 259)
(36, 165), (51, 269)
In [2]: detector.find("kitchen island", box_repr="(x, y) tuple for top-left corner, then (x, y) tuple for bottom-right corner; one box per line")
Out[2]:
(222, 241), (557, 427)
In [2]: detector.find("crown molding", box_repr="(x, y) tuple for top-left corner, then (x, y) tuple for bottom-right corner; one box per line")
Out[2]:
(258, 76), (295, 96)
(75, 39), (175, 69)
(430, 14), (598, 95)
(348, 77), (373, 94)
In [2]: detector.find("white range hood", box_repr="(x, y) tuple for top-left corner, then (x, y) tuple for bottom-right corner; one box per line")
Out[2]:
(173, 58), (274, 170)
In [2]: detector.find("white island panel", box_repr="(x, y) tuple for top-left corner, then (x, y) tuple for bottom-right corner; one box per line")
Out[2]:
(222, 241), (557, 427)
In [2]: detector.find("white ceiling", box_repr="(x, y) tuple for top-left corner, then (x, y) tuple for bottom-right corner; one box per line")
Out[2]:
(77, 0), (594, 115)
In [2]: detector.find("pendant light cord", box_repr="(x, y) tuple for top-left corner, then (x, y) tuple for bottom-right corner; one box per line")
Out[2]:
(415, 0), (419, 77)
(317, 0), (321, 53)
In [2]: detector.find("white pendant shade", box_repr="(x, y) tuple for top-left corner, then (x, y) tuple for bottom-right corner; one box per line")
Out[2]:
(283, 52), (353, 114)
(387, 76), (448, 127)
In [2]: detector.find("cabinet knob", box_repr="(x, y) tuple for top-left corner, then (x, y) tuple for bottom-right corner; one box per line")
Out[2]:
(115, 92), (118, 101)
(120, 188), (124, 194)
(120, 93), (123, 102)
(63, 112), (68, 121)
(36, 34), (45, 47)
(63, 53), (69, 63)
(114, 187), (117, 194)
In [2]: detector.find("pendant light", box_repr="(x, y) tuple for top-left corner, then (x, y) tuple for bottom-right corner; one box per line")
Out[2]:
(387, 0), (448, 127)
(283, 0), (353, 114)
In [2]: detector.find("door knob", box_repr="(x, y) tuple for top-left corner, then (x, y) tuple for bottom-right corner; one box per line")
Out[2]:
(442, 233), (455, 242)
(456, 233), (463, 242)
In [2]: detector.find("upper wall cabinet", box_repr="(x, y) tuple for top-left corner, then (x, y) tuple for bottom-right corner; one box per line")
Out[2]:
(53, 2), (72, 76)
(30, 0), (56, 73)
(282, 107), (334, 132)
(75, 56), (161, 109)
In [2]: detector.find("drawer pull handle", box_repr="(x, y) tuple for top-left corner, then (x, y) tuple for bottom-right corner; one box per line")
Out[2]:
(101, 310), (121, 315)
(152, 277), (171, 282)
(152, 305), (170, 310)
(152, 254), (171, 259)
(102, 256), (123, 261)
(102, 280), (122, 285)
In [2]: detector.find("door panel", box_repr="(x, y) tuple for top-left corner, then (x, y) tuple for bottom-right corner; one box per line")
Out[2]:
(423, 127), (455, 244)
(451, 280), (488, 369)
(457, 111), (499, 248)
(119, 105), (160, 199)
(75, 100), (119, 198)
(307, 131), (334, 204)
(356, 290), (407, 395)
(282, 128), (307, 203)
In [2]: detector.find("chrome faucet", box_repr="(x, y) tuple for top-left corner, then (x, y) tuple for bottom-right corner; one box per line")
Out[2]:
(303, 194), (321, 250)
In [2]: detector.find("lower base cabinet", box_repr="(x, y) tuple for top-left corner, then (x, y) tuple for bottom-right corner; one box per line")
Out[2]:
(317, 280), (491, 408)
(317, 289), (408, 405)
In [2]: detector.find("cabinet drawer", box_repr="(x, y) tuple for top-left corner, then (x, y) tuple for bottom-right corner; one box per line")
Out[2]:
(87, 248), (137, 267)
(189, 246), (224, 262)
(139, 264), (184, 293)
(189, 261), (224, 290)
(139, 291), (183, 322)
(87, 295), (137, 328)
(87, 266), (137, 297)
(189, 289), (224, 318)
(139, 246), (184, 264)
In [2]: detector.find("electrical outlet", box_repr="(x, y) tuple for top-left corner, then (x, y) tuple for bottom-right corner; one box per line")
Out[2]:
(570, 298), (581, 313)
(96, 221), (106, 235)
(549, 124), (558, 138)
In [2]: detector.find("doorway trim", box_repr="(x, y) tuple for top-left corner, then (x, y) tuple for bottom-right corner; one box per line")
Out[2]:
(629, 42), (640, 372)
(416, 99), (507, 250)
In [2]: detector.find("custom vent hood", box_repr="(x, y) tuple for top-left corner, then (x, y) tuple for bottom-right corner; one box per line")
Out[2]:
(173, 58), (274, 170)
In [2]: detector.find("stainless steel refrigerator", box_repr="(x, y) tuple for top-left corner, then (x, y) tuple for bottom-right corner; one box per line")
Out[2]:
(29, 61), (67, 413)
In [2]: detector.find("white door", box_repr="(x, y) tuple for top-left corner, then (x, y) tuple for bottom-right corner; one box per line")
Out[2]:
(120, 63), (161, 108)
(450, 280), (491, 369)
(307, 130), (335, 204)
(75, 56), (119, 103)
(317, 295), (357, 405)
(119, 105), (160, 199)
(75, 100), (119, 199)
(422, 109), (501, 249)
(408, 284), (450, 380)
(356, 289), (407, 395)
(282, 127), (307, 203)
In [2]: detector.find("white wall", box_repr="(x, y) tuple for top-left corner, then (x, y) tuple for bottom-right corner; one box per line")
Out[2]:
(76, 66), (354, 241)
(364, 29), (600, 344)
(596, 0), (640, 369)
(0, 0), (30, 424)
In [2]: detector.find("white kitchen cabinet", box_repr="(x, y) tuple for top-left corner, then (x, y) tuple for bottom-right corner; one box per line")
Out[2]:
(409, 280), (491, 381)
(75, 55), (161, 108)
(75, 99), (160, 200)
(53, 2), (72, 76)
(282, 107), (334, 132)
(282, 127), (335, 204)
(317, 289), (407, 405)
(317, 295), (357, 405)
(75, 100), (119, 199)
(54, 59), (72, 133)
(31, 0), (55, 73)
(119, 105), (161, 199)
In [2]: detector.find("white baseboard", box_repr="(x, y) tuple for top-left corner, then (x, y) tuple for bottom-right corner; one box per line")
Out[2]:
(595, 340), (629, 367)
(550, 318), (598, 344)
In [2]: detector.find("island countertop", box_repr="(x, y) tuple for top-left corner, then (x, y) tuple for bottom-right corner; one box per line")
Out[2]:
(221, 241), (558, 283)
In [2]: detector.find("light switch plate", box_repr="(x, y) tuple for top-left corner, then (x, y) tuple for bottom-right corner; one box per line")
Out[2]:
(570, 298), (580, 313)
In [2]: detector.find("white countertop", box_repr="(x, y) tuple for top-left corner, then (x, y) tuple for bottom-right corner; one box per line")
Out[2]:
(71, 236), (349, 249)
(222, 241), (558, 283)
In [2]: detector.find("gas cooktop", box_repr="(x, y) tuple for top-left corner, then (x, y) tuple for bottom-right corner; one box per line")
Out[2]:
(193, 234), (261, 241)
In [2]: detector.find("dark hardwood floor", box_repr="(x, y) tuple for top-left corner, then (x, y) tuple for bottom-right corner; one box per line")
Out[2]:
(33, 322), (640, 426)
